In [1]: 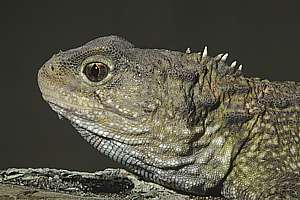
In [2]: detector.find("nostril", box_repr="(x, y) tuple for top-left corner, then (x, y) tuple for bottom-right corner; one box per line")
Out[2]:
(51, 66), (54, 71)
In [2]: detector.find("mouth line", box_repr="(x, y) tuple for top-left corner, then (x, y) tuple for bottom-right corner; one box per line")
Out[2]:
(48, 100), (149, 146)
(42, 92), (139, 122)
(42, 94), (104, 113)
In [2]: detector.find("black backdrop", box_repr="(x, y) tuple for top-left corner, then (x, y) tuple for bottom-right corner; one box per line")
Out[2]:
(1, 0), (299, 172)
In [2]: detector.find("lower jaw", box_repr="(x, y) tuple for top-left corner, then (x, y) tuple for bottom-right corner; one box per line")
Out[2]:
(47, 102), (208, 194)
(72, 123), (162, 178)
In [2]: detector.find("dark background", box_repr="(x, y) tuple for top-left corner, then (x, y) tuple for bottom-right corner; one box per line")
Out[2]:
(1, 1), (299, 172)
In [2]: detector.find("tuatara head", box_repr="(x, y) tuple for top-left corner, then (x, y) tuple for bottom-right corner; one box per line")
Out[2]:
(38, 35), (250, 195)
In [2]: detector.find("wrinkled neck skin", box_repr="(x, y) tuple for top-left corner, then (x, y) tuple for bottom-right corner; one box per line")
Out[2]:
(38, 40), (259, 195)
(99, 49), (258, 195)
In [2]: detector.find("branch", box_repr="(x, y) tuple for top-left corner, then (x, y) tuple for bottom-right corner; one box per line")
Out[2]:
(0, 168), (193, 199)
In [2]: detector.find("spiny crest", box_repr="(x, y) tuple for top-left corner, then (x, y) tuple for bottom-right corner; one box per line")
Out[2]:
(186, 46), (243, 76)
(185, 47), (191, 54)
(205, 46), (243, 76)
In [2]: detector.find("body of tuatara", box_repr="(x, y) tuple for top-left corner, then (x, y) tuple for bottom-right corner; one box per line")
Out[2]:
(38, 36), (300, 199)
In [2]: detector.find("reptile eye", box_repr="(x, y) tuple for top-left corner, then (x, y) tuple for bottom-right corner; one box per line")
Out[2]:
(83, 62), (109, 82)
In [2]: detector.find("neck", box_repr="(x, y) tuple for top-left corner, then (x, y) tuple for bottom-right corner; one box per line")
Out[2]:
(188, 53), (260, 155)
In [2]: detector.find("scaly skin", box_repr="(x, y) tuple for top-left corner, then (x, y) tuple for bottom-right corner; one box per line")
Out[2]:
(38, 36), (300, 199)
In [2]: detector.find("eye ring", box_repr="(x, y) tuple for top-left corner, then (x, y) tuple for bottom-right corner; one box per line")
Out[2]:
(83, 62), (110, 82)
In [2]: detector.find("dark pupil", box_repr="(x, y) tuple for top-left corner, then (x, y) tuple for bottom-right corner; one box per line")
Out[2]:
(84, 63), (108, 82)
